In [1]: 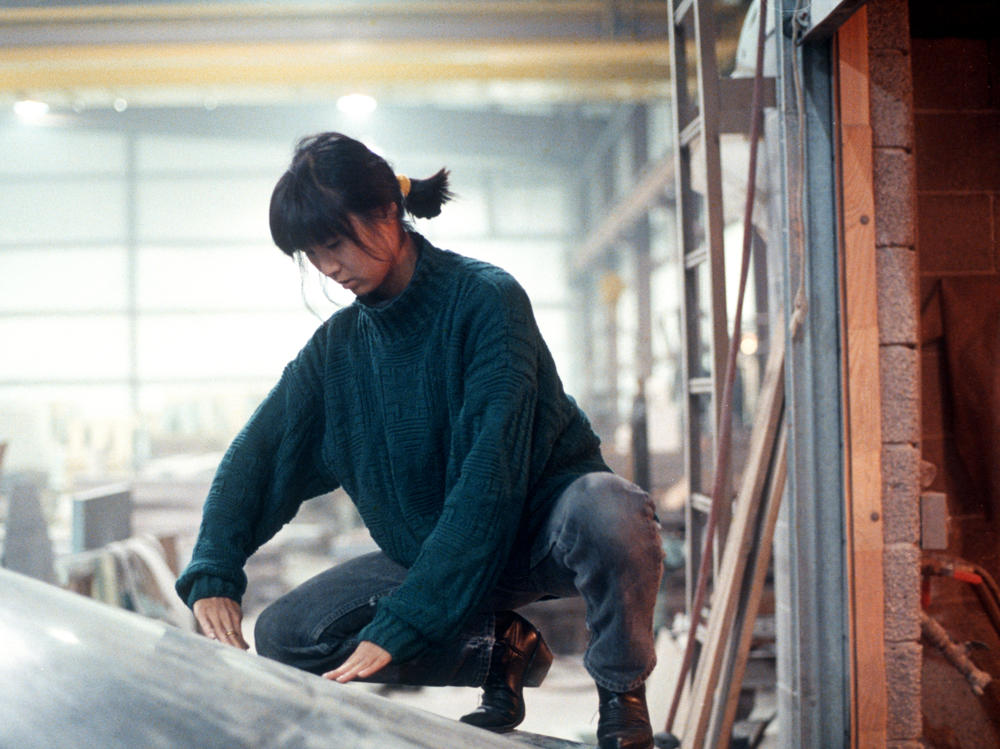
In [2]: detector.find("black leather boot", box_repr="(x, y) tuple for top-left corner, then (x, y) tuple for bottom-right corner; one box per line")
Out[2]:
(459, 611), (553, 732)
(596, 684), (654, 749)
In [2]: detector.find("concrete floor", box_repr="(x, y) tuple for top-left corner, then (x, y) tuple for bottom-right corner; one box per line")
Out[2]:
(362, 655), (601, 746)
(351, 634), (778, 748)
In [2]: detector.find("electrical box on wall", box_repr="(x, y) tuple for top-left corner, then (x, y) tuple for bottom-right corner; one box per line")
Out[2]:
(921, 491), (950, 550)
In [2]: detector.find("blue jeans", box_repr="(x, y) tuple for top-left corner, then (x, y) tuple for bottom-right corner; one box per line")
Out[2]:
(254, 472), (663, 693)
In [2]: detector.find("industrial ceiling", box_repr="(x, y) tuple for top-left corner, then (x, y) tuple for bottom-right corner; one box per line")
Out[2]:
(0, 1), (671, 112)
(0, 1), (750, 193)
(0, 1), (691, 182)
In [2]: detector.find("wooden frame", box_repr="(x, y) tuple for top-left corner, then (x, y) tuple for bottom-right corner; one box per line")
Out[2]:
(836, 7), (888, 746)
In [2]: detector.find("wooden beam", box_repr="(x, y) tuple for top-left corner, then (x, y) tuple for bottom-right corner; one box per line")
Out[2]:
(680, 335), (785, 747)
(713, 423), (787, 746)
(573, 155), (674, 272)
(836, 7), (887, 747)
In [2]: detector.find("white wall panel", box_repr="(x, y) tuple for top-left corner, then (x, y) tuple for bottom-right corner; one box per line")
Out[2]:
(0, 121), (579, 477)
(0, 129), (125, 174)
(458, 238), (566, 305)
(0, 317), (130, 380)
(137, 246), (303, 310)
(0, 180), (127, 243)
(137, 177), (273, 242)
(0, 248), (128, 312)
(492, 183), (568, 235)
(136, 312), (317, 379)
(137, 134), (289, 173)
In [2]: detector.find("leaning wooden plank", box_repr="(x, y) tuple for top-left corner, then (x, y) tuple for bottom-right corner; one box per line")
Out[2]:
(710, 424), (787, 747)
(680, 336), (786, 748)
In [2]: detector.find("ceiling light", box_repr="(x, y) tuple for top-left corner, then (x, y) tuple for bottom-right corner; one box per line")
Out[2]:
(13, 99), (50, 121)
(337, 93), (377, 118)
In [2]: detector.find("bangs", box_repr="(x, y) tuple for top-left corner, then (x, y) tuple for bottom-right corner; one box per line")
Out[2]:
(269, 168), (358, 256)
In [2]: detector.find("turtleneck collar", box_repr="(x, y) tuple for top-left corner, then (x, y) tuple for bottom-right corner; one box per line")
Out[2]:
(353, 232), (450, 339)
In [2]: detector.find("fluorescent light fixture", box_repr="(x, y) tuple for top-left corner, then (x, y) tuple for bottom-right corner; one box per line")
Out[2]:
(13, 99), (50, 121)
(337, 93), (377, 117)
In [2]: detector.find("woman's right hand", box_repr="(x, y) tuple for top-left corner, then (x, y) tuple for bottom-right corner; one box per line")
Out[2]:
(193, 596), (250, 650)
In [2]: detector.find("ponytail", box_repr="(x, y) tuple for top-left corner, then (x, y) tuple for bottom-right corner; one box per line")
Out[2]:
(400, 168), (453, 219)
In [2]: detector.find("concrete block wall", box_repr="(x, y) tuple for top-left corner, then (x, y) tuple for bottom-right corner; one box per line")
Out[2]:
(867, 0), (923, 743)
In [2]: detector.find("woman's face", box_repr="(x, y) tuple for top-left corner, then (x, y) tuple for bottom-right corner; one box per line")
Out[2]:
(303, 210), (413, 302)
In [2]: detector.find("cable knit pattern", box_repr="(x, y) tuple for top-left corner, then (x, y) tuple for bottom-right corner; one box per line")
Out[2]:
(176, 234), (609, 662)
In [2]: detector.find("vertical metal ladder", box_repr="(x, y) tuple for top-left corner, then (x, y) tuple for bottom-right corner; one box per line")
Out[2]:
(667, 0), (730, 678)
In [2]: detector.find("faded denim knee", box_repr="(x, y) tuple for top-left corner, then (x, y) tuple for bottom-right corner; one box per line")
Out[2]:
(543, 472), (663, 692)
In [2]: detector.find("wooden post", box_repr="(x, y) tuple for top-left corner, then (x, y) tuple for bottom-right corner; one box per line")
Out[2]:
(836, 7), (888, 747)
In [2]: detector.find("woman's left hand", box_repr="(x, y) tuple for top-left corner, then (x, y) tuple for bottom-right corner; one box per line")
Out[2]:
(323, 641), (392, 683)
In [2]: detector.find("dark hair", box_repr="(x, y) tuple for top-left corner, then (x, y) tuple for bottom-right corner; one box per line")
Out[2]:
(269, 132), (453, 257)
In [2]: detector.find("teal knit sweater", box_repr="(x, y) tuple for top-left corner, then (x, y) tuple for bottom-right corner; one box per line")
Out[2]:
(175, 234), (609, 662)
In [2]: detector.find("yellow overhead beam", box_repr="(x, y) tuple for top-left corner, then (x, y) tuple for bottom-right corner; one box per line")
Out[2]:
(0, 1), (671, 105)
(1, 1), (669, 23)
(0, 39), (669, 92)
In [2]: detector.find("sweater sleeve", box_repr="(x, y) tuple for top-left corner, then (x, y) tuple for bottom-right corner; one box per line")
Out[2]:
(357, 277), (541, 661)
(175, 332), (339, 608)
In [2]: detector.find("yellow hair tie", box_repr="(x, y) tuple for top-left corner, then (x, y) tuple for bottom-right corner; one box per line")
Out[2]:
(396, 174), (411, 198)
